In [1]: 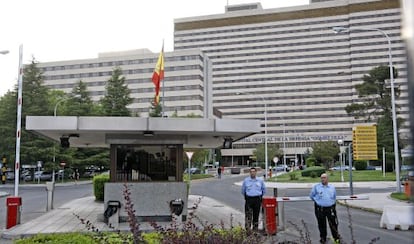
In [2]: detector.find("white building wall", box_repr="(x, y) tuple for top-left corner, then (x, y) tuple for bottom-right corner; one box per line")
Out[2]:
(174, 0), (408, 157)
(37, 49), (212, 118)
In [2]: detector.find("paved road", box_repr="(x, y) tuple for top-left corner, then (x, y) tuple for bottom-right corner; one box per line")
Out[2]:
(0, 183), (92, 230)
(191, 174), (414, 243)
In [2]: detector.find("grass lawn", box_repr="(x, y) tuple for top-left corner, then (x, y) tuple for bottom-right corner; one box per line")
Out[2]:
(268, 170), (397, 183)
(183, 174), (214, 181)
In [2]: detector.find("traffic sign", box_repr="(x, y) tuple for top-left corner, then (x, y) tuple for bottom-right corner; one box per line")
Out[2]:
(352, 125), (378, 160)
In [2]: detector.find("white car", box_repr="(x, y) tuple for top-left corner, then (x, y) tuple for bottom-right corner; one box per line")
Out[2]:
(34, 171), (53, 181)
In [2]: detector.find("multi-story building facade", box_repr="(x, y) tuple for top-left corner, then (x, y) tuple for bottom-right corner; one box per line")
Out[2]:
(174, 0), (408, 166)
(38, 48), (214, 118)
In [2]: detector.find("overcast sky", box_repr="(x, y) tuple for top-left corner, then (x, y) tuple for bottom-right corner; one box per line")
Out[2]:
(0, 0), (309, 96)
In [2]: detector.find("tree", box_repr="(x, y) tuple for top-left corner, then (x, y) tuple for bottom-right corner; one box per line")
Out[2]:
(345, 65), (402, 168)
(345, 65), (399, 121)
(310, 141), (339, 169)
(100, 67), (133, 116)
(0, 91), (18, 166)
(253, 143), (283, 167)
(64, 80), (103, 116)
(149, 102), (162, 117)
(19, 58), (55, 166)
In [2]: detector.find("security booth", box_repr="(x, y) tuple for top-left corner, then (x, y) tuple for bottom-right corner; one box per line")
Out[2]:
(26, 116), (260, 223)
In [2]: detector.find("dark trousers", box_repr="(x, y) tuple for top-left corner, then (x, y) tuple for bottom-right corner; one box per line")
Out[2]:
(245, 196), (262, 231)
(314, 203), (340, 242)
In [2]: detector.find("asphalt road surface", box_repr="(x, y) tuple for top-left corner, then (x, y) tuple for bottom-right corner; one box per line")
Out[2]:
(0, 182), (92, 230)
(191, 174), (414, 243)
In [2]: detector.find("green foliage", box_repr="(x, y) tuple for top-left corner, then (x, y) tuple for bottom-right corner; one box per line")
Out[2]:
(62, 81), (104, 116)
(149, 102), (162, 117)
(345, 65), (399, 121)
(310, 141), (339, 168)
(354, 160), (367, 170)
(15, 233), (97, 244)
(345, 65), (404, 171)
(289, 172), (298, 180)
(390, 192), (410, 201)
(100, 67), (133, 116)
(182, 148), (210, 168)
(142, 232), (163, 244)
(305, 157), (316, 167)
(301, 166), (325, 177)
(93, 173), (110, 201)
(253, 143), (283, 166)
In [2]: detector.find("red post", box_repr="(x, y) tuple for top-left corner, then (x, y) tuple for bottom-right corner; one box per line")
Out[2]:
(262, 196), (277, 235)
(6, 196), (22, 229)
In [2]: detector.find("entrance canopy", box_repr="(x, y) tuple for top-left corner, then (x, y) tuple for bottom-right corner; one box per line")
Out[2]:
(26, 116), (261, 148)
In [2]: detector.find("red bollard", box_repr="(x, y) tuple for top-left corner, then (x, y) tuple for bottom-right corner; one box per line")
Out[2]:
(6, 196), (22, 229)
(262, 196), (277, 235)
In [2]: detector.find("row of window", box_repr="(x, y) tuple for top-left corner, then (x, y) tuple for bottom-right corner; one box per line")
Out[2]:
(205, 43), (405, 62)
(174, 10), (399, 38)
(41, 55), (203, 72)
(211, 60), (406, 78)
(48, 83), (204, 95)
(174, 23), (401, 50)
(43, 65), (202, 81)
(212, 48), (404, 68)
(135, 105), (203, 113)
(175, 21), (400, 45)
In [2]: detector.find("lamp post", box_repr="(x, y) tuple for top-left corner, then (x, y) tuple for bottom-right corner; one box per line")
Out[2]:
(0, 50), (9, 55)
(337, 139), (345, 182)
(53, 95), (81, 182)
(333, 26), (401, 192)
(237, 92), (268, 178)
(282, 121), (286, 172)
(14, 45), (23, 197)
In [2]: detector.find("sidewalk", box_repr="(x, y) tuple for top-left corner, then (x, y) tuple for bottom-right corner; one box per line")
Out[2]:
(1, 181), (412, 242)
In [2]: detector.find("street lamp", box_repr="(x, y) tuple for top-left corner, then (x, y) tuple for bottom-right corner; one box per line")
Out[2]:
(333, 26), (401, 192)
(282, 121), (286, 172)
(53, 94), (81, 182)
(237, 92), (268, 178)
(0, 50), (9, 55)
(337, 139), (345, 182)
(54, 94), (81, 116)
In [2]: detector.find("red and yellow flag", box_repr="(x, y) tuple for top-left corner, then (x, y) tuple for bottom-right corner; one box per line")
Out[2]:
(151, 44), (164, 105)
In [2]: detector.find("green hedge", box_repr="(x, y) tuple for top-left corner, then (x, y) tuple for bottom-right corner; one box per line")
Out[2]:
(301, 166), (325, 177)
(15, 233), (97, 244)
(354, 160), (366, 170)
(93, 173), (110, 201)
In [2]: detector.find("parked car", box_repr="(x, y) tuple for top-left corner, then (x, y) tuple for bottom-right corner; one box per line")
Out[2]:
(5, 170), (34, 181)
(401, 165), (414, 171)
(330, 166), (355, 171)
(365, 166), (376, 170)
(184, 167), (201, 174)
(34, 171), (53, 181)
(275, 165), (290, 172)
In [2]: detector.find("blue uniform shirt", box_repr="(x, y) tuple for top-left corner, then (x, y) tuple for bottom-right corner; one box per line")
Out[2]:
(241, 176), (266, 197)
(309, 183), (336, 207)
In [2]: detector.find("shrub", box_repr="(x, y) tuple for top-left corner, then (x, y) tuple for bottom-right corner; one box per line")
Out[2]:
(289, 173), (298, 180)
(354, 160), (366, 170)
(305, 157), (316, 167)
(301, 166), (325, 177)
(93, 173), (110, 201)
(15, 233), (97, 244)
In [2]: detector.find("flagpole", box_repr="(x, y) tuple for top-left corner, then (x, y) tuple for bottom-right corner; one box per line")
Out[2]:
(161, 40), (165, 117)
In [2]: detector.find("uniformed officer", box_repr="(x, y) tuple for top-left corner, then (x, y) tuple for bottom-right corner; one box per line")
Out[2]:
(310, 173), (341, 243)
(241, 167), (266, 231)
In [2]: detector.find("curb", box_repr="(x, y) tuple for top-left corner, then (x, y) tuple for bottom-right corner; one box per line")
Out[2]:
(337, 200), (383, 214)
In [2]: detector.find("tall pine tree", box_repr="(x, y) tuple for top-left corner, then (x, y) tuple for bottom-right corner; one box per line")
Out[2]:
(100, 67), (133, 116)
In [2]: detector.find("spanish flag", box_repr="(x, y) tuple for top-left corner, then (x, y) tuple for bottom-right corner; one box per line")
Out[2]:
(152, 44), (164, 105)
